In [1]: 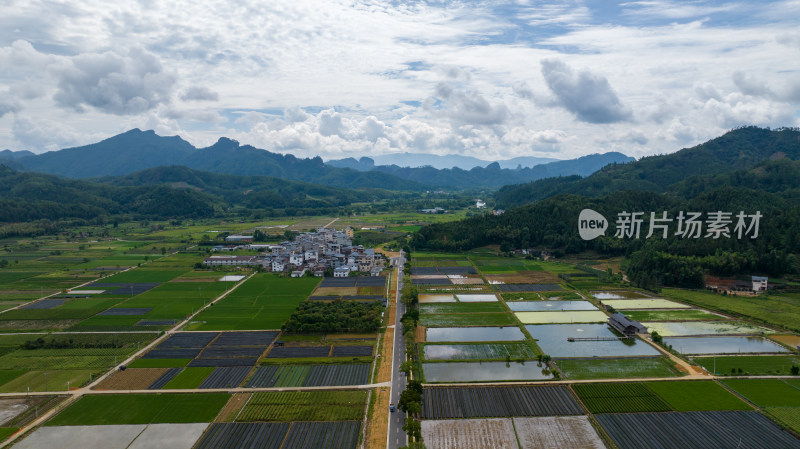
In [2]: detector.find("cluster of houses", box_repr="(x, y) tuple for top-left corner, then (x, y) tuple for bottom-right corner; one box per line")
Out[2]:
(202, 227), (384, 278)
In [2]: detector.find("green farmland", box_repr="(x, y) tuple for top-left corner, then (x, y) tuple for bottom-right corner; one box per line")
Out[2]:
(692, 355), (800, 376)
(723, 379), (800, 407)
(644, 381), (751, 411)
(46, 393), (230, 425)
(235, 391), (368, 422)
(187, 274), (320, 330)
(555, 357), (680, 380)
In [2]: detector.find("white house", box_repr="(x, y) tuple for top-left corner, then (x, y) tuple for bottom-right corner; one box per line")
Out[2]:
(289, 253), (304, 265)
(752, 276), (768, 292)
(334, 267), (350, 277)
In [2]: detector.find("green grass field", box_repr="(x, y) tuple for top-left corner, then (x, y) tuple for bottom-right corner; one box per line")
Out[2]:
(573, 383), (672, 413)
(644, 381), (751, 411)
(420, 303), (506, 314)
(663, 288), (800, 332)
(0, 428), (17, 442)
(162, 367), (214, 389)
(0, 370), (93, 393)
(0, 370), (25, 386)
(419, 313), (517, 327)
(723, 379), (800, 407)
(766, 408), (800, 434)
(188, 274), (320, 330)
(556, 357), (680, 380)
(46, 393), (230, 425)
(128, 358), (191, 368)
(236, 391), (367, 422)
(692, 355), (800, 376)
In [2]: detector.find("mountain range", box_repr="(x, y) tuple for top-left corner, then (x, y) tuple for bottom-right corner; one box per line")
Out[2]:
(0, 129), (632, 190)
(326, 153), (559, 170)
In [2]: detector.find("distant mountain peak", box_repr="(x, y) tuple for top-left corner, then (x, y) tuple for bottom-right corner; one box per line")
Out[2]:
(211, 137), (240, 149)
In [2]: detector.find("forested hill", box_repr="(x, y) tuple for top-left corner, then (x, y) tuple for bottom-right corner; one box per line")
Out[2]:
(413, 158), (800, 284)
(101, 165), (400, 209)
(495, 127), (800, 208)
(0, 165), (218, 223)
(1, 129), (421, 191)
(0, 164), (407, 226)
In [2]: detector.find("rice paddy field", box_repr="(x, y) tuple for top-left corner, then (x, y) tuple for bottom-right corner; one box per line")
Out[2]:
(234, 391), (368, 422)
(722, 379), (800, 407)
(623, 309), (724, 321)
(515, 310), (608, 324)
(46, 393), (230, 425)
(422, 342), (537, 361)
(187, 274), (320, 330)
(554, 357), (681, 380)
(601, 298), (691, 310)
(644, 321), (773, 337)
(692, 355), (800, 376)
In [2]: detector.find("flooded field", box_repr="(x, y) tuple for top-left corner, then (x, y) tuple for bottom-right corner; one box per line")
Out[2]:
(455, 294), (498, 302)
(645, 321), (774, 337)
(602, 299), (691, 310)
(515, 310), (608, 324)
(507, 301), (598, 312)
(592, 291), (650, 299)
(426, 326), (526, 342)
(664, 336), (790, 355)
(423, 343), (535, 361)
(526, 324), (661, 358)
(422, 361), (553, 382)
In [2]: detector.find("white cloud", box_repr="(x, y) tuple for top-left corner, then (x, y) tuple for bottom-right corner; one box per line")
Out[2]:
(52, 47), (175, 115)
(12, 115), (84, 151)
(540, 59), (631, 124)
(0, 92), (20, 117)
(621, 1), (741, 19)
(179, 85), (219, 101)
(0, 0), (798, 158)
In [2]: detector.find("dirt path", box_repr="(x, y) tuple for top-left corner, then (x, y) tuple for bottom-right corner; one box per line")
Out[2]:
(324, 217), (340, 228)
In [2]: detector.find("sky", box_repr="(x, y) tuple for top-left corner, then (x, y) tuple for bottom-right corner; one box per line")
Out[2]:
(1, 0), (799, 161)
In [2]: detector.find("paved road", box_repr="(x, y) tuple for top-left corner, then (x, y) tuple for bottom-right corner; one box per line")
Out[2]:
(388, 252), (407, 449)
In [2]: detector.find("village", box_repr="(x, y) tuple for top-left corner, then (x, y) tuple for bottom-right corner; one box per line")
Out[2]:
(202, 227), (386, 278)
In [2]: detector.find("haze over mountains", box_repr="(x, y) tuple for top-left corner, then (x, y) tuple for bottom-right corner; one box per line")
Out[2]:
(0, 129), (633, 190)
